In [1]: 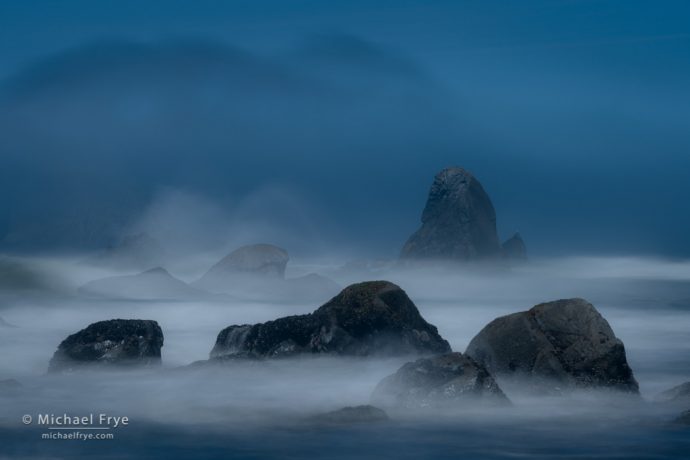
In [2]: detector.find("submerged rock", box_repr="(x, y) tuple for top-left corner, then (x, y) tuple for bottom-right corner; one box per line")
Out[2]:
(371, 352), (509, 410)
(48, 319), (164, 373)
(501, 232), (527, 260)
(79, 267), (205, 300)
(309, 405), (389, 424)
(400, 167), (501, 261)
(465, 298), (639, 393)
(210, 281), (450, 359)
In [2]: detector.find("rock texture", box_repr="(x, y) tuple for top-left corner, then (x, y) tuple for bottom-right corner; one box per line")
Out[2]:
(309, 405), (389, 424)
(210, 281), (450, 359)
(79, 267), (205, 300)
(48, 319), (163, 373)
(465, 298), (639, 393)
(401, 167), (501, 260)
(372, 352), (509, 409)
(501, 232), (527, 260)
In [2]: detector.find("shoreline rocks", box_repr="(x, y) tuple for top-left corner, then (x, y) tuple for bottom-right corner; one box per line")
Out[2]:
(466, 298), (639, 394)
(210, 280), (451, 359)
(48, 319), (164, 373)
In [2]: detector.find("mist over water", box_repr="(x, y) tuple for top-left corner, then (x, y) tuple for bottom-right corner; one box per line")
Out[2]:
(1, 254), (690, 458)
(0, 1), (689, 458)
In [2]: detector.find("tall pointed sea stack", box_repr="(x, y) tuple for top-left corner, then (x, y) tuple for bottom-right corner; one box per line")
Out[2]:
(401, 167), (502, 260)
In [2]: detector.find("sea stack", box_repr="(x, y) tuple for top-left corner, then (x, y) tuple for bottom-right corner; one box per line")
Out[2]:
(400, 167), (502, 261)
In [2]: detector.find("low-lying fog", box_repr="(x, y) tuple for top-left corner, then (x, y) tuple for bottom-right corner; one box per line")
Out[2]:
(1, 254), (690, 458)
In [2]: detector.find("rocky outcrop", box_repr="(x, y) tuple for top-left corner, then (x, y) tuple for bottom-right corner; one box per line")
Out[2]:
(309, 405), (389, 424)
(79, 267), (205, 300)
(210, 281), (450, 359)
(501, 232), (527, 260)
(465, 298), (638, 393)
(655, 382), (690, 405)
(48, 319), (163, 373)
(401, 167), (501, 260)
(371, 352), (509, 409)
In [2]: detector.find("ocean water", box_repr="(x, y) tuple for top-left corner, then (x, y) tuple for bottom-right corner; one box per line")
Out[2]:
(1, 256), (689, 459)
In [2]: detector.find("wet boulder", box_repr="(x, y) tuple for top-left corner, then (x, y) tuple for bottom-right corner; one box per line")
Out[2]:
(371, 352), (509, 410)
(48, 319), (164, 373)
(465, 298), (639, 394)
(210, 281), (451, 359)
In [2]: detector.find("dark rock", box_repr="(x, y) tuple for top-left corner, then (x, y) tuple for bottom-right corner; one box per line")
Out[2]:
(210, 281), (451, 359)
(465, 298), (639, 393)
(655, 382), (690, 405)
(401, 167), (501, 260)
(79, 267), (206, 300)
(501, 232), (527, 260)
(309, 405), (389, 424)
(371, 352), (509, 409)
(87, 233), (167, 270)
(48, 319), (164, 373)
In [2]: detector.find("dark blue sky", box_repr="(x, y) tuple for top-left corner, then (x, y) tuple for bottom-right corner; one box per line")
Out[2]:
(0, 0), (689, 257)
